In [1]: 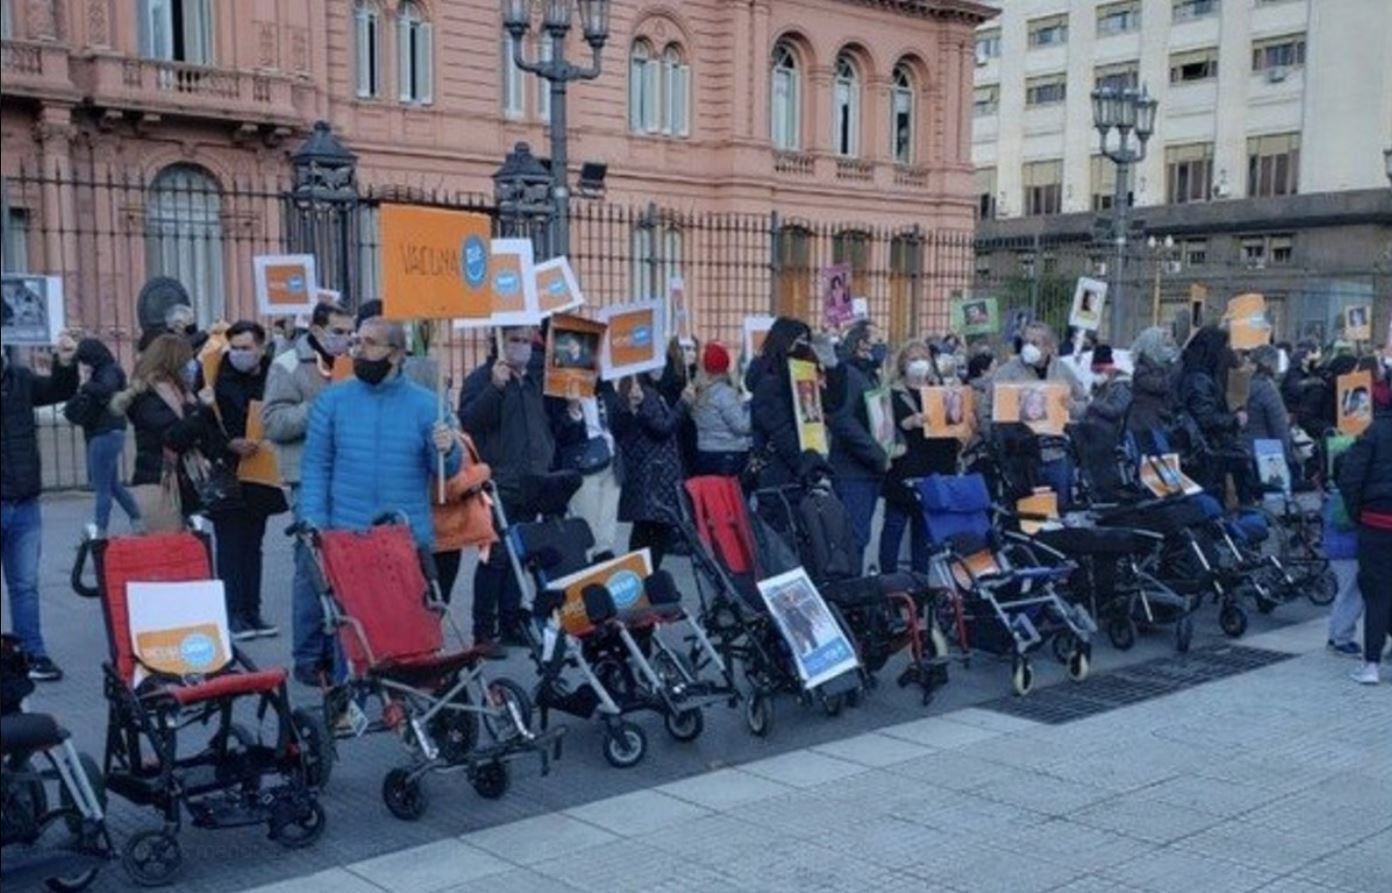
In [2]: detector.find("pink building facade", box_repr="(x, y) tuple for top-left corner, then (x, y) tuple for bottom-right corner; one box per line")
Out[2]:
(2, 0), (993, 345)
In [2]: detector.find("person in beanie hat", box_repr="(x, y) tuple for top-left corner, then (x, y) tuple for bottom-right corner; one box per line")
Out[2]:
(1084, 344), (1131, 449)
(691, 340), (751, 476)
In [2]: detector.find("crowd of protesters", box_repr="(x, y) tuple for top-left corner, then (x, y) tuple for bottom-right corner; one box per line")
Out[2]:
(2, 300), (1389, 687)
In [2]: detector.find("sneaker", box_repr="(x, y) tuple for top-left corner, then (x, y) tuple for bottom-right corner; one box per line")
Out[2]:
(472, 639), (508, 661)
(1327, 640), (1362, 657)
(246, 615), (280, 639)
(27, 657), (64, 682)
(1350, 663), (1380, 686)
(230, 617), (257, 643)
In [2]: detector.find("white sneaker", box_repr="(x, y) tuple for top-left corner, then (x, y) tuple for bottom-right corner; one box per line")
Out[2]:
(1350, 663), (1380, 686)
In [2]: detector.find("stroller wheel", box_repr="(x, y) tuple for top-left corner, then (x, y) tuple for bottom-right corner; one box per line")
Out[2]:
(1175, 615), (1194, 654)
(485, 677), (535, 740)
(382, 768), (428, 821)
(1305, 568), (1337, 607)
(290, 707), (335, 789)
(1067, 648), (1090, 683)
(602, 722), (647, 769)
(1219, 604), (1248, 639)
(472, 761), (510, 800)
(44, 869), (100, 892)
(1051, 632), (1077, 664)
(821, 691), (844, 718)
(745, 693), (773, 738)
(271, 799), (327, 849)
(121, 829), (182, 888)
(1011, 658), (1034, 697)
(1106, 617), (1137, 652)
(663, 708), (705, 743)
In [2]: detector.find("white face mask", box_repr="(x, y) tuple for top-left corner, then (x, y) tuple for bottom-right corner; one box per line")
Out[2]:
(906, 359), (932, 384)
(1277, 349), (1290, 376)
(1020, 343), (1044, 368)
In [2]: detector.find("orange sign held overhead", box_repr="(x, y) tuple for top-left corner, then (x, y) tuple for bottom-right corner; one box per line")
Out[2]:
(380, 204), (494, 321)
(1225, 292), (1272, 350)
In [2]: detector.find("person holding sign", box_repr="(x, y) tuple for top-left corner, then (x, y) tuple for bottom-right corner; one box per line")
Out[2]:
(1242, 345), (1294, 472)
(614, 374), (693, 570)
(828, 320), (890, 555)
(1179, 326), (1254, 502)
(690, 341), (751, 476)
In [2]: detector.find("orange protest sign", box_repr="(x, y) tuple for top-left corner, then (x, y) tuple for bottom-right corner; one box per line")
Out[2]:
(534, 257), (584, 315)
(921, 386), (975, 441)
(253, 254), (318, 316)
(547, 550), (653, 636)
(599, 300), (664, 379)
(237, 400), (281, 487)
(991, 382), (1069, 436)
(1225, 293), (1272, 350)
(544, 313), (605, 398)
(380, 204), (493, 321)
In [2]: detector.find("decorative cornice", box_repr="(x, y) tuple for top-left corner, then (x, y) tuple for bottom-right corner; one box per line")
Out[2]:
(834, 0), (999, 26)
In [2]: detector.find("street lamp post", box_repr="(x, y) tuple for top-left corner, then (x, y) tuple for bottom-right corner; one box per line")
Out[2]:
(1091, 85), (1157, 344)
(1384, 146), (1392, 186)
(501, 0), (610, 258)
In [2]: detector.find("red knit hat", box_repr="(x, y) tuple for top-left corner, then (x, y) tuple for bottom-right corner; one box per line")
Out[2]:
(702, 341), (731, 375)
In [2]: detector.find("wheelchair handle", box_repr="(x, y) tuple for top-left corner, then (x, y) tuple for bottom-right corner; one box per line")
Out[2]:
(71, 537), (99, 599)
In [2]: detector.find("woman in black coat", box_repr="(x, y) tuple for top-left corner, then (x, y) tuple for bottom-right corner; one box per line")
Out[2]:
(72, 338), (142, 534)
(113, 333), (210, 515)
(1178, 325), (1252, 500)
(749, 317), (816, 492)
(612, 374), (689, 570)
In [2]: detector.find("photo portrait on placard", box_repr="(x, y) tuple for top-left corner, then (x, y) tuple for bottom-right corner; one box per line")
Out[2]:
(1069, 277), (1108, 332)
(921, 386), (975, 440)
(991, 381), (1068, 436)
(756, 569), (859, 689)
(821, 263), (854, 328)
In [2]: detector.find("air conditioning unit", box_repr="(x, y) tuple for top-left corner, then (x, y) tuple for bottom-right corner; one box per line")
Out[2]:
(1265, 66), (1289, 83)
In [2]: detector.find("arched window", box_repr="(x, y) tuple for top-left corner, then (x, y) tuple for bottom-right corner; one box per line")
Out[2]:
(770, 42), (800, 151)
(630, 222), (685, 298)
(662, 44), (690, 136)
(145, 164), (224, 324)
(833, 53), (860, 157)
(629, 40), (657, 132)
(354, 1), (381, 98)
(891, 63), (914, 164)
(397, 1), (432, 104)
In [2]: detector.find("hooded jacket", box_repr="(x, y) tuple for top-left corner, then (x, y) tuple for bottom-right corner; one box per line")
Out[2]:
(1336, 400), (1392, 528)
(1, 356), (78, 501)
(73, 338), (128, 439)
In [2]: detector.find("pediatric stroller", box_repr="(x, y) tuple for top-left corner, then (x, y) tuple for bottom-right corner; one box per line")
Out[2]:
(500, 474), (736, 768)
(753, 461), (949, 705)
(2, 635), (111, 892)
(296, 516), (563, 818)
(680, 475), (865, 734)
(72, 527), (328, 886)
(917, 474), (1095, 696)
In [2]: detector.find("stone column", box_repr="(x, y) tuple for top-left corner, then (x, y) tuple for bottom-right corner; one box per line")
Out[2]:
(34, 104), (79, 304)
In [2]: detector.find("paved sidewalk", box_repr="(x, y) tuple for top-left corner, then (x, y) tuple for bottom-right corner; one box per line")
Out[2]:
(243, 619), (1391, 893)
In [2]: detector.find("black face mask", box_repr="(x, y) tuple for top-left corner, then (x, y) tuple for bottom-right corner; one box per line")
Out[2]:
(353, 356), (394, 386)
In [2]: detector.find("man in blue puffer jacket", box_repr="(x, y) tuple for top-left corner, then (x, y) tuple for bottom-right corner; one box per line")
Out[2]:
(299, 318), (460, 548)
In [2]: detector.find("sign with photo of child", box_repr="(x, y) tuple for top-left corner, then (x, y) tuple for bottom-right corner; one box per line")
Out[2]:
(544, 313), (606, 399)
(991, 382), (1069, 436)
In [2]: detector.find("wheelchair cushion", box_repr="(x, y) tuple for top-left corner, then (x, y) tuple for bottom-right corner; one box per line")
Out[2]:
(0, 713), (67, 755)
(582, 584), (616, 625)
(645, 571), (682, 607)
(165, 668), (287, 706)
(511, 518), (595, 583)
(820, 577), (885, 608)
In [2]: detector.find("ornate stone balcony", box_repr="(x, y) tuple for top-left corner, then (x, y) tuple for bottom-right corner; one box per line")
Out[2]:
(79, 55), (303, 128)
(0, 39), (78, 101)
(835, 157), (876, 182)
(773, 151), (817, 177)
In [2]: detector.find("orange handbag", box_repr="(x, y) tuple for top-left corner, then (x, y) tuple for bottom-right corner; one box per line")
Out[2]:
(431, 433), (499, 555)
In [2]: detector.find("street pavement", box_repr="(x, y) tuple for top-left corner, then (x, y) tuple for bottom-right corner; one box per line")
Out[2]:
(3, 492), (1383, 892)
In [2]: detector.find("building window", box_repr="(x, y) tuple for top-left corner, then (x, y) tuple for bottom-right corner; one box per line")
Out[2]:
(1169, 48), (1219, 84)
(1242, 237), (1266, 266)
(976, 29), (1001, 64)
(629, 40), (658, 132)
(662, 45), (690, 136)
(537, 36), (552, 122)
(1097, 2), (1140, 36)
(1166, 143), (1214, 204)
(630, 224), (684, 299)
(1095, 61), (1139, 93)
(1248, 133), (1300, 197)
(3, 207), (29, 272)
(1252, 35), (1306, 72)
(1027, 15), (1068, 49)
(832, 230), (871, 277)
(1025, 75), (1067, 107)
(770, 42), (801, 151)
(975, 252), (992, 279)
(1022, 160), (1063, 216)
(1270, 235), (1293, 264)
(890, 64), (914, 164)
(0, 0), (10, 40)
(1172, 0), (1219, 22)
(1182, 238), (1208, 266)
(354, 2), (380, 98)
(774, 225), (812, 318)
(973, 84), (999, 117)
(632, 41), (689, 136)
(975, 168), (997, 220)
(832, 54), (861, 158)
(502, 34), (524, 117)
(139, 0), (214, 65)
(396, 1), (432, 104)
(1091, 155), (1124, 211)
(146, 164), (224, 324)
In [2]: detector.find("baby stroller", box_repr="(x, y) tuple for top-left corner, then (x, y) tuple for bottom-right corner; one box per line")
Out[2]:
(917, 474), (1095, 697)
(680, 475), (865, 734)
(500, 474), (736, 769)
(753, 462), (949, 705)
(2, 635), (111, 892)
(71, 526), (328, 886)
(295, 516), (563, 819)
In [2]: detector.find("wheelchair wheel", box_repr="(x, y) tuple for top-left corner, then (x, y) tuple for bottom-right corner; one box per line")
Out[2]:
(44, 869), (100, 892)
(663, 707), (704, 743)
(1051, 631), (1077, 663)
(745, 692), (773, 738)
(1219, 604), (1248, 639)
(471, 761), (510, 800)
(121, 828), (182, 888)
(271, 799), (326, 849)
(1107, 617), (1137, 651)
(1067, 648), (1090, 682)
(1011, 658), (1034, 697)
(1305, 568), (1337, 607)
(602, 721), (647, 769)
(382, 768), (428, 821)
(820, 691), (844, 718)
(290, 708), (335, 789)
(484, 677), (535, 741)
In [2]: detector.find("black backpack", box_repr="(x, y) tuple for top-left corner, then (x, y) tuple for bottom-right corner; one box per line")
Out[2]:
(62, 389), (105, 429)
(794, 484), (862, 582)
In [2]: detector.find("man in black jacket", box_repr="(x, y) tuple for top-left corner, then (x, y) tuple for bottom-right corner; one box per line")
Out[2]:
(1, 335), (78, 681)
(1336, 362), (1392, 686)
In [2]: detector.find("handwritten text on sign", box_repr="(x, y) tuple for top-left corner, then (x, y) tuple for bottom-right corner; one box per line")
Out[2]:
(380, 204), (494, 320)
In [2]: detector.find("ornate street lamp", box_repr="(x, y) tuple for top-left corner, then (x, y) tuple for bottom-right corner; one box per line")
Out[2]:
(493, 141), (555, 245)
(290, 121), (360, 306)
(1092, 85), (1157, 343)
(500, 0), (611, 257)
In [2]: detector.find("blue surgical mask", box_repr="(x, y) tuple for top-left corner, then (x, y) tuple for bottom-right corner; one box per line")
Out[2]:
(869, 343), (888, 367)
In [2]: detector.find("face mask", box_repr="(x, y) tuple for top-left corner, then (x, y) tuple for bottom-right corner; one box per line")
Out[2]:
(906, 359), (932, 383)
(353, 355), (393, 386)
(319, 332), (350, 357)
(1020, 343), (1044, 367)
(869, 343), (888, 367)
(1277, 349), (1290, 376)
(227, 349), (260, 373)
(182, 358), (199, 388)
(504, 341), (533, 369)
(680, 340), (697, 369)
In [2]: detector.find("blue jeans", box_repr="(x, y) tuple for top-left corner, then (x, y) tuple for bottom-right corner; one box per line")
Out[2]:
(833, 477), (880, 560)
(1038, 456), (1075, 511)
(878, 501), (931, 574)
(87, 430), (140, 532)
(289, 492), (342, 680)
(1, 499), (46, 658)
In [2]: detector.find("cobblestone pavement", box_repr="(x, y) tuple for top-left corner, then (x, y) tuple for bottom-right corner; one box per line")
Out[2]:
(3, 492), (1362, 892)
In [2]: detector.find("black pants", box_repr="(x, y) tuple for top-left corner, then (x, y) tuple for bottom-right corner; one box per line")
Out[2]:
(629, 520), (675, 571)
(214, 512), (268, 622)
(694, 450), (749, 477)
(1357, 527), (1392, 664)
(434, 549), (462, 605)
(472, 502), (523, 641)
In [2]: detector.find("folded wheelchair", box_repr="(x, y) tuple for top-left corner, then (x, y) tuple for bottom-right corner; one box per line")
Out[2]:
(2, 635), (112, 892)
(72, 526), (328, 886)
(498, 473), (736, 769)
(917, 474), (1095, 697)
(295, 516), (563, 818)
